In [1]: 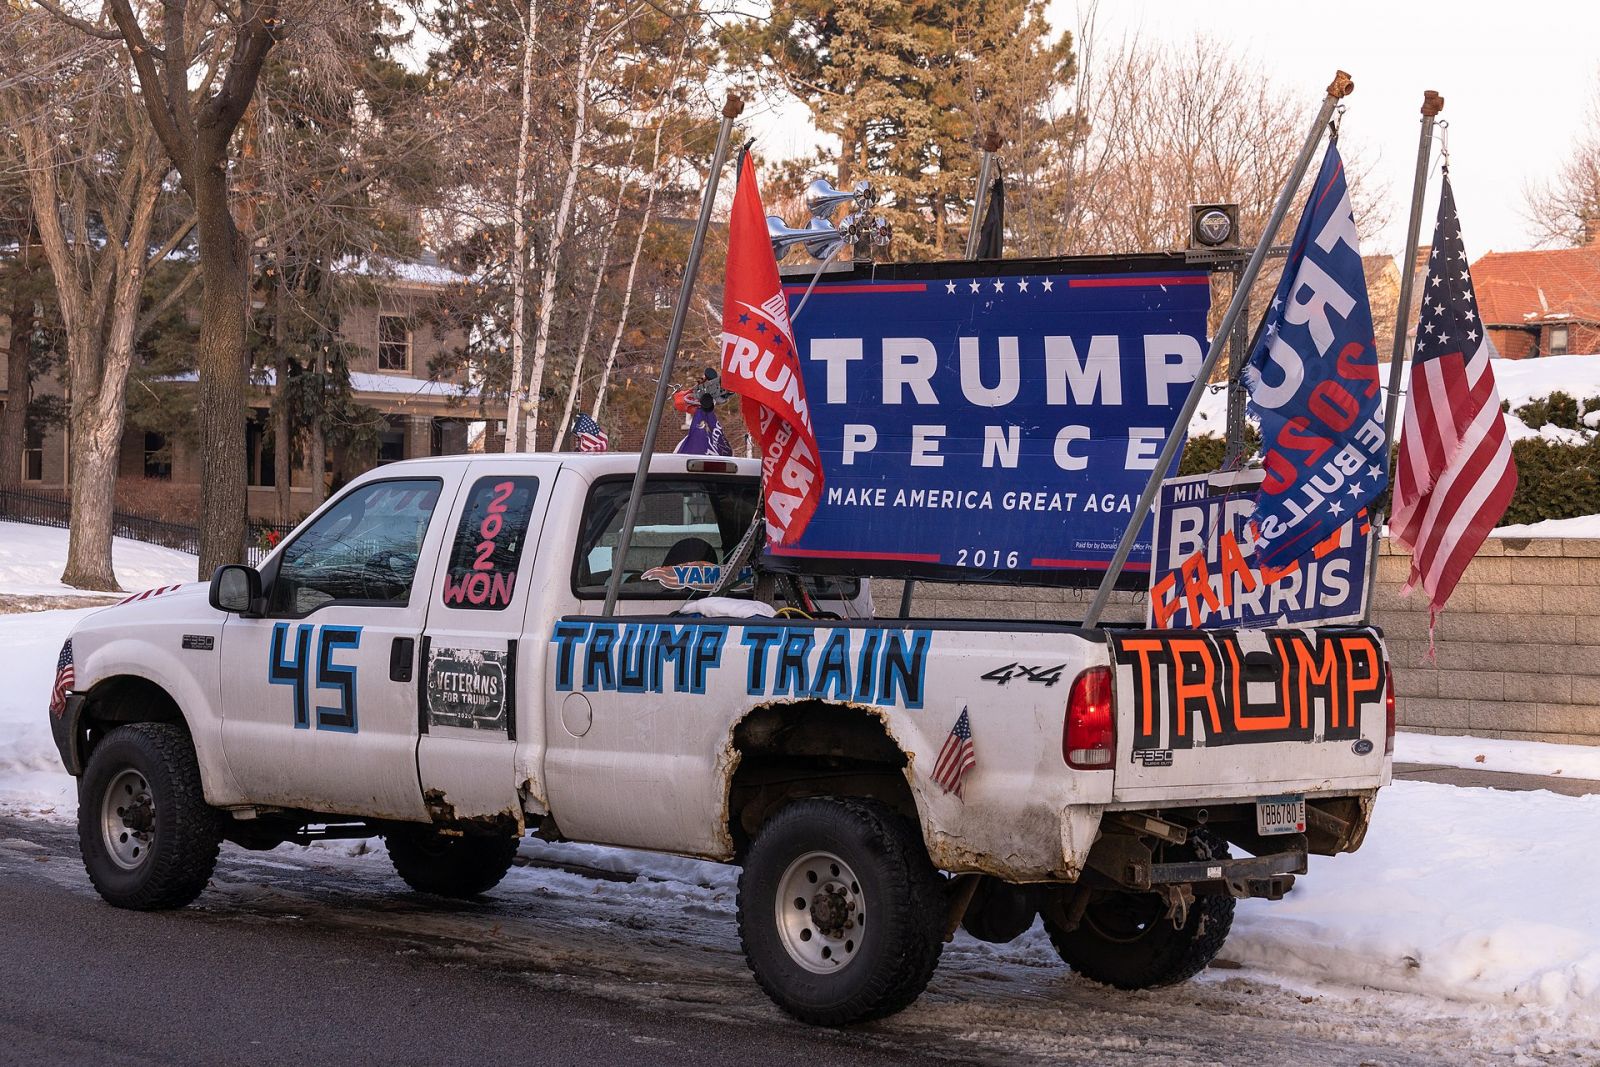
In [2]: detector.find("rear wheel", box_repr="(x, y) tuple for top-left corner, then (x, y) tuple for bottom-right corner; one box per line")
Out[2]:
(737, 797), (944, 1026)
(384, 826), (520, 899)
(77, 723), (222, 910)
(1043, 829), (1235, 990)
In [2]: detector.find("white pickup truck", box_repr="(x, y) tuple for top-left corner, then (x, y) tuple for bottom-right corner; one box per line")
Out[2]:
(49, 452), (1393, 1025)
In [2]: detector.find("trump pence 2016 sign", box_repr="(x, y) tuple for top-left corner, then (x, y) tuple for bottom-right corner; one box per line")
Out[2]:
(764, 256), (1210, 584)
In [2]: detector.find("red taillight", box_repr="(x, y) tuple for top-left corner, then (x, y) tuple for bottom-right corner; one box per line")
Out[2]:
(1065, 665), (1115, 770)
(1384, 668), (1396, 755)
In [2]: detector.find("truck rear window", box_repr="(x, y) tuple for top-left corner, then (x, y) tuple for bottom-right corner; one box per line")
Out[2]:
(573, 476), (757, 599)
(571, 476), (859, 602)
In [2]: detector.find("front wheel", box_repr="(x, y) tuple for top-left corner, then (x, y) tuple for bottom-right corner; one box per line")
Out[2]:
(383, 826), (520, 899)
(77, 723), (223, 910)
(1042, 828), (1235, 990)
(737, 797), (945, 1026)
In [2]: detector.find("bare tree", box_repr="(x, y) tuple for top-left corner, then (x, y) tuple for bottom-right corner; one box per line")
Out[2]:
(516, 0), (601, 451)
(1525, 81), (1600, 247)
(0, 13), (189, 588)
(36, 0), (283, 577)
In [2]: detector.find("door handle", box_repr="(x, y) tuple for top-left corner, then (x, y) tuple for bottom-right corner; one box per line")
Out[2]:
(390, 637), (416, 682)
(1242, 650), (1279, 682)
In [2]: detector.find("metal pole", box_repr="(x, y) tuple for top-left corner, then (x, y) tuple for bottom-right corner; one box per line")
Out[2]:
(898, 580), (916, 618)
(1222, 262), (1250, 467)
(1361, 90), (1443, 623)
(601, 95), (744, 617)
(964, 131), (1004, 259)
(1082, 71), (1354, 628)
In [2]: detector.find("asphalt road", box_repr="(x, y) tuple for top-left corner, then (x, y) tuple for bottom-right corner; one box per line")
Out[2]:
(0, 818), (936, 1067)
(0, 813), (1573, 1066)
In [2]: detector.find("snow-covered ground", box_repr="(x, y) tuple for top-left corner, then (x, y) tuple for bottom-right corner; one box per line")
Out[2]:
(0, 521), (198, 597)
(1396, 730), (1600, 780)
(2, 523), (1598, 1057)
(1193, 350), (1600, 449)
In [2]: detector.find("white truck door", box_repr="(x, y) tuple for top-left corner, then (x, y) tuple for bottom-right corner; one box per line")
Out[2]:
(416, 461), (558, 823)
(219, 474), (460, 820)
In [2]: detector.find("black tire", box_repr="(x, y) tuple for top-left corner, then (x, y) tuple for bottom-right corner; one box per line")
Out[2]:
(737, 797), (944, 1026)
(1043, 828), (1235, 990)
(384, 825), (520, 899)
(77, 723), (222, 911)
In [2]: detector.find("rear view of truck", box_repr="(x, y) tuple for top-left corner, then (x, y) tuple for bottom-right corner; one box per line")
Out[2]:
(985, 623), (1392, 991)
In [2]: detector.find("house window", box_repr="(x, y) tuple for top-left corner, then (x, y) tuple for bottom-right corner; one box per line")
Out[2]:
(23, 423), (42, 482)
(378, 315), (411, 371)
(144, 431), (171, 479)
(378, 417), (407, 464)
(1549, 325), (1570, 356)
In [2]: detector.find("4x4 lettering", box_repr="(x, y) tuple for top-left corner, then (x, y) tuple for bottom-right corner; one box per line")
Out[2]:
(981, 662), (1066, 687)
(268, 623), (363, 733)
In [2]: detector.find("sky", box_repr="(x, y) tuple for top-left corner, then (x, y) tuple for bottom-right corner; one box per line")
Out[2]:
(751, 0), (1598, 260)
(1043, 0), (1598, 257)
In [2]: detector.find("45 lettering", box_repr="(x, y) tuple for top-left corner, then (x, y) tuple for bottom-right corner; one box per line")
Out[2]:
(268, 623), (362, 733)
(980, 662), (1066, 687)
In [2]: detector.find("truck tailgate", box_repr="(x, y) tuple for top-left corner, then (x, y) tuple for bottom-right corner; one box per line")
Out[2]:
(1107, 626), (1389, 804)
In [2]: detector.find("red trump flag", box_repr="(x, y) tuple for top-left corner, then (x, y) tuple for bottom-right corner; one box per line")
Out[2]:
(719, 152), (823, 544)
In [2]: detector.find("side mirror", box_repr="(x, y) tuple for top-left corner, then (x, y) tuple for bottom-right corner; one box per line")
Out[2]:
(210, 564), (263, 615)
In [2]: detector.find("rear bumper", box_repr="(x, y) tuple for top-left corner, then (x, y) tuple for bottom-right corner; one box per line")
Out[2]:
(1146, 848), (1306, 889)
(49, 692), (87, 776)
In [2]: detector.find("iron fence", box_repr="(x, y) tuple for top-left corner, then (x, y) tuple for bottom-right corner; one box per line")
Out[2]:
(0, 488), (293, 569)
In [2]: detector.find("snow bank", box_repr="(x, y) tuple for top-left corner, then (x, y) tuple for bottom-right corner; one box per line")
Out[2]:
(0, 521), (198, 597)
(1492, 514), (1600, 538)
(1192, 351), (1600, 450)
(1228, 780), (1600, 1015)
(1395, 730), (1600, 779)
(0, 607), (92, 812)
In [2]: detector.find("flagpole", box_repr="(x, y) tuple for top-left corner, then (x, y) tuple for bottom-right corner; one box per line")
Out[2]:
(1362, 89), (1444, 624)
(1081, 71), (1355, 629)
(963, 131), (1003, 260)
(602, 94), (744, 617)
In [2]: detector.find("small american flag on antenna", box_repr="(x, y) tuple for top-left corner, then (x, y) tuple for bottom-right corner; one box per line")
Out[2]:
(49, 639), (75, 717)
(932, 707), (977, 798)
(573, 412), (609, 453)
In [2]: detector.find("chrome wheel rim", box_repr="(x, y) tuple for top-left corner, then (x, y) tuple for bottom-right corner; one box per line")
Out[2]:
(774, 850), (865, 974)
(101, 768), (155, 871)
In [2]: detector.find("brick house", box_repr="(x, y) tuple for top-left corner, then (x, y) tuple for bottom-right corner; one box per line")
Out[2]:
(2, 255), (481, 523)
(1468, 231), (1600, 359)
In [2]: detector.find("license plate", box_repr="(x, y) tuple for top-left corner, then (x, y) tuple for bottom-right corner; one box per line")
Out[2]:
(1256, 794), (1306, 836)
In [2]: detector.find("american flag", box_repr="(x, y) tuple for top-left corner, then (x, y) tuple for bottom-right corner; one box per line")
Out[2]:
(573, 412), (609, 453)
(1391, 170), (1517, 620)
(49, 639), (74, 717)
(932, 707), (977, 798)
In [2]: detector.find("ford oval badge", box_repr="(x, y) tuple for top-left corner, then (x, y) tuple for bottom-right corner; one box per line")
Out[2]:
(1352, 738), (1375, 756)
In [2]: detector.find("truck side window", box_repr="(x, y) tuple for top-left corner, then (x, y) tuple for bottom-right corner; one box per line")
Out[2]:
(442, 476), (540, 610)
(269, 479), (442, 615)
(572, 477), (758, 599)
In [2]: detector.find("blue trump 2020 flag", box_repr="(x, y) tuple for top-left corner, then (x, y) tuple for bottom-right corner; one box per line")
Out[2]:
(1245, 141), (1387, 569)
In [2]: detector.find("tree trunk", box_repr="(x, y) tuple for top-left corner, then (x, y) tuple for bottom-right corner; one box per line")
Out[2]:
(60, 406), (123, 591)
(272, 279), (292, 524)
(522, 0), (598, 451)
(309, 343), (327, 504)
(592, 128), (666, 423)
(0, 272), (32, 489)
(504, 0), (539, 452)
(193, 168), (250, 578)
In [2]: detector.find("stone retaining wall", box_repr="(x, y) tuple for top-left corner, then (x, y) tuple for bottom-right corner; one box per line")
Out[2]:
(873, 536), (1600, 747)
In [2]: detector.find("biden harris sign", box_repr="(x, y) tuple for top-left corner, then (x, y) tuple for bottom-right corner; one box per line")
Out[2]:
(762, 255), (1211, 586)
